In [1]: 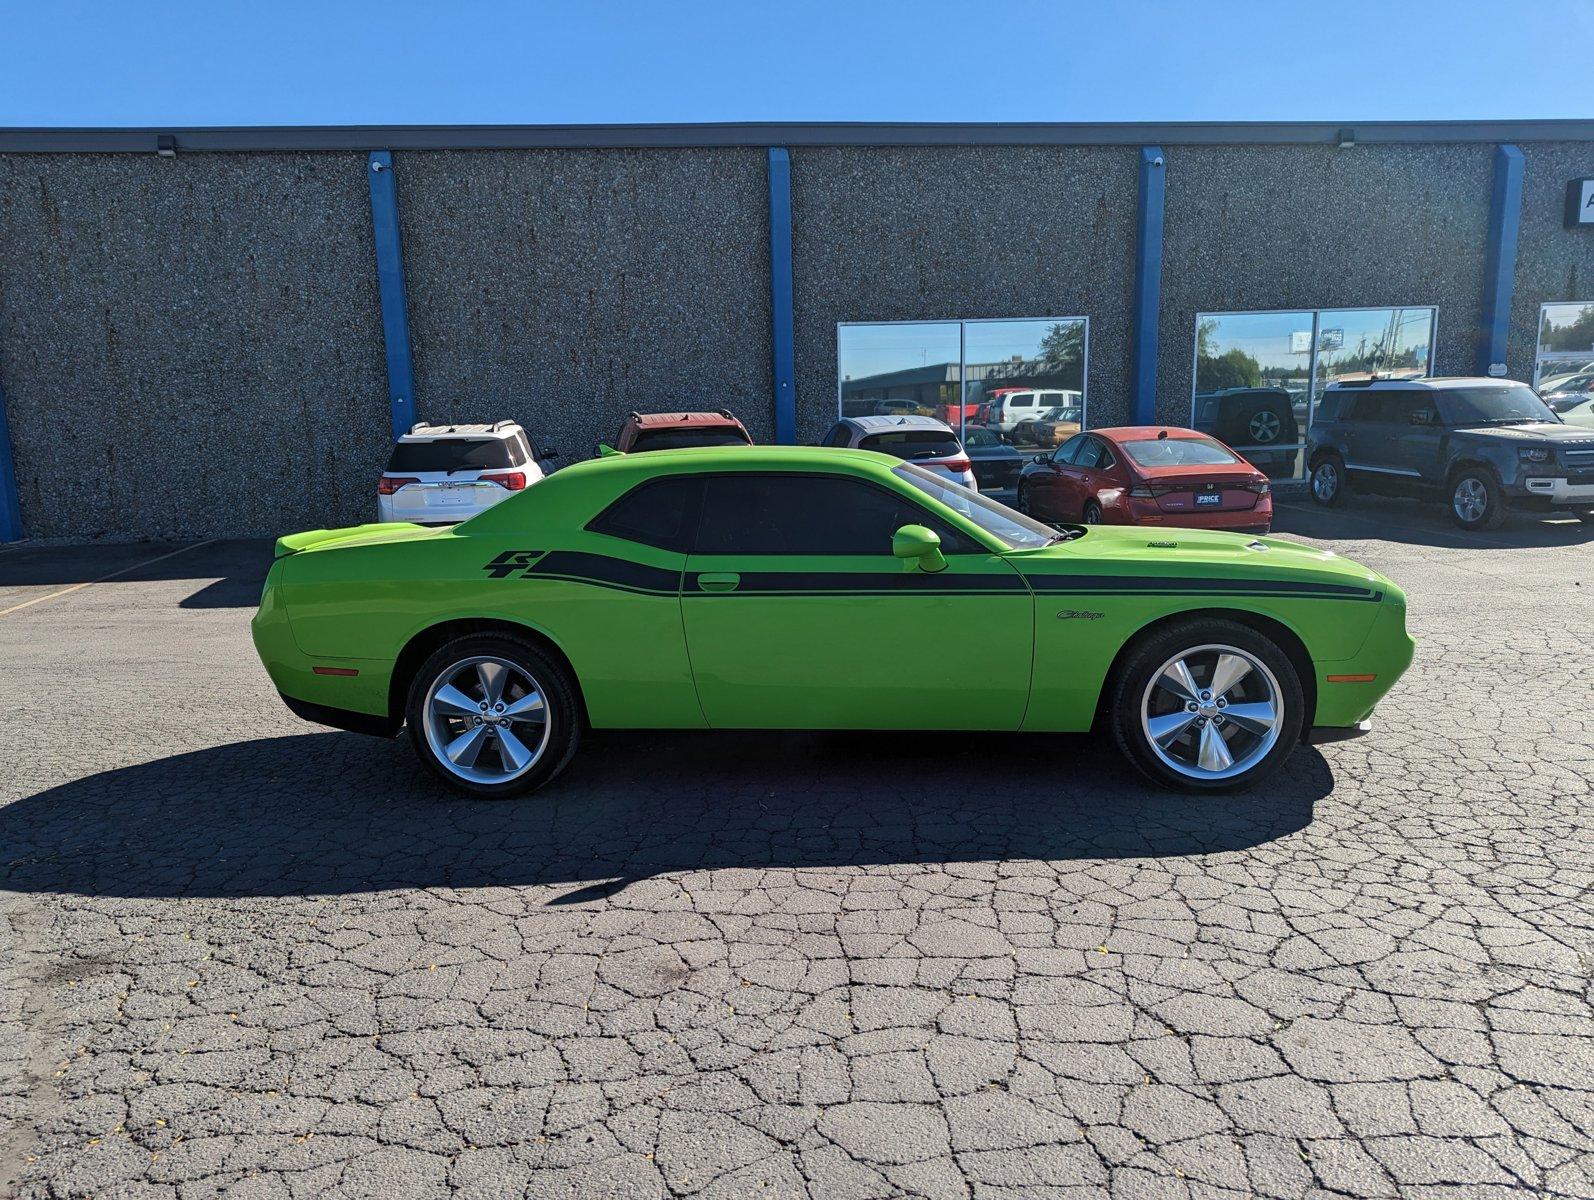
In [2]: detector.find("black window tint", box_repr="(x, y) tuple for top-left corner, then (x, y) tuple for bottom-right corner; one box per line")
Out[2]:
(386, 438), (515, 472)
(629, 428), (751, 452)
(1098, 445), (1117, 469)
(1053, 435), (1085, 464)
(695, 474), (973, 555)
(822, 423), (852, 447)
(1075, 439), (1106, 469)
(587, 477), (701, 551)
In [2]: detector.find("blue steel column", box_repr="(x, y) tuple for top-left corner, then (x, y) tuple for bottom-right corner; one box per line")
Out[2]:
(1129, 146), (1167, 426)
(1478, 144), (1524, 377)
(367, 151), (417, 439)
(0, 370), (22, 541)
(767, 148), (797, 444)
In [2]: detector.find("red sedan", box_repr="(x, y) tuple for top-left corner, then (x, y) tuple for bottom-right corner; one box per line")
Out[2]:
(1015, 426), (1273, 533)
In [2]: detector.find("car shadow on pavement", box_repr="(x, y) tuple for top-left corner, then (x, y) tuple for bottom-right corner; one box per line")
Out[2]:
(1274, 498), (1594, 550)
(1, 729), (1330, 901)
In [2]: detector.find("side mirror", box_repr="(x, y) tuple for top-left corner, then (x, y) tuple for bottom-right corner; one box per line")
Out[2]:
(542, 447), (561, 461)
(1032, 453), (1049, 464)
(892, 524), (947, 574)
(596, 443), (620, 457)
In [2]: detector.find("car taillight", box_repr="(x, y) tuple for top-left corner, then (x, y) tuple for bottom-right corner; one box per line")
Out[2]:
(377, 476), (419, 495)
(1250, 479), (1271, 496)
(480, 471), (527, 490)
(941, 458), (973, 473)
(1128, 484), (1161, 499)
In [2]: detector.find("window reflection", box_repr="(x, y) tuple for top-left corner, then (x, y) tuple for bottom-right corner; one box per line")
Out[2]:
(1535, 302), (1594, 391)
(838, 318), (1088, 451)
(1193, 307), (1436, 481)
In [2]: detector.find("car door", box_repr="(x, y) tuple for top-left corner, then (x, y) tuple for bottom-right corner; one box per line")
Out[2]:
(1352, 391), (1427, 488)
(1027, 434), (1083, 518)
(680, 470), (1033, 730)
(1061, 436), (1108, 518)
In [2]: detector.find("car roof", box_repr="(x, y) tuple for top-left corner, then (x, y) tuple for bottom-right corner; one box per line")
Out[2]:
(624, 410), (745, 428)
(843, 414), (954, 432)
(402, 421), (522, 441)
(1324, 376), (1518, 391)
(1087, 426), (1210, 442)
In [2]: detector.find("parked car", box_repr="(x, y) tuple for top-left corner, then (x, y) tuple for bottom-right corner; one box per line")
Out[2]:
(820, 415), (977, 489)
(612, 409), (752, 454)
(255, 446), (1414, 797)
(378, 421), (551, 526)
(1010, 403), (1084, 448)
(1542, 369), (1594, 404)
(981, 388), (1084, 439)
(961, 426), (1024, 496)
(1192, 387), (1299, 473)
(1018, 427), (1272, 533)
(1555, 396), (1594, 429)
(1307, 377), (1594, 529)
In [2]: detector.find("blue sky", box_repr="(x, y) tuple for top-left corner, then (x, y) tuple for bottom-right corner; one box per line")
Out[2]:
(2, 0), (1587, 127)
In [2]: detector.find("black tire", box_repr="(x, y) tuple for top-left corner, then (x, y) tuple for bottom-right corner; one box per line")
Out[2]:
(1447, 466), (1507, 531)
(1015, 482), (1031, 515)
(1309, 454), (1349, 507)
(405, 633), (582, 799)
(1576, 509), (1594, 525)
(1082, 500), (1104, 525)
(1108, 618), (1305, 793)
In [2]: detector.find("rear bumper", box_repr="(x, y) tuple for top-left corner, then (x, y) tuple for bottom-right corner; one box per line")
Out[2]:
(279, 693), (400, 737)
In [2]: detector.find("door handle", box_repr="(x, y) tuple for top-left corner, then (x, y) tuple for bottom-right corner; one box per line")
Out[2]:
(697, 572), (741, 592)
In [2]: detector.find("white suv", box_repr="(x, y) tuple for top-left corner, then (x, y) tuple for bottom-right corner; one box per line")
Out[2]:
(820, 415), (978, 490)
(377, 421), (552, 525)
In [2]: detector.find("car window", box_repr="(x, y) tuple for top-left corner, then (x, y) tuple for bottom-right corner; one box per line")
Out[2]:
(386, 438), (516, 473)
(586, 476), (703, 552)
(962, 427), (999, 447)
(628, 428), (751, 452)
(1121, 437), (1239, 467)
(1053, 434), (1085, 464)
(1097, 445), (1117, 469)
(1435, 385), (1557, 426)
(857, 429), (962, 461)
(822, 423), (852, 447)
(1014, 393), (1035, 408)
(892, 464), (1059, 551)
(694, 473), (974, 556)
(1074, 439), (1105, 469)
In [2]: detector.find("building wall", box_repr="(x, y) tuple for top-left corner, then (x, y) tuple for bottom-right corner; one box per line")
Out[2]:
(791, 147), (1139, 437)
(394, 148), (772, 455)
(1156, 143), (1497, 422)
(0, 153), (387, 539)
(1508, 142), (1594, 381)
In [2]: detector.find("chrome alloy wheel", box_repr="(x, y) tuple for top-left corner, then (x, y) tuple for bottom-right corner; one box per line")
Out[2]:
(1311, 461), (1339, 502)
(1453, 477), (1488, 524)
(1140, 644), (1283, 782)
(422, 656), (552, 785)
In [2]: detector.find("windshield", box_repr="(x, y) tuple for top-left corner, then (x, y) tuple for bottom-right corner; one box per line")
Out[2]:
(859, 430), (962, 461)
(1041, 407), (1083, 423)
(1543, 374), (1592, 396)
(892, 463), (1061, 550)
(1121, 436), (1239, 468)
(629, 428), (751, 452)
(962, 427), (1000, 447)
(1435, 385), (1558, 427)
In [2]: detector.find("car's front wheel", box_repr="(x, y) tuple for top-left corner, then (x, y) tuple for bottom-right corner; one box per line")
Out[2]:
(1449, 467), (1506, 531)
(406, 634), (582, 798)
(1108, 619), (1305, 792)
(1082, 500), (1103, 524)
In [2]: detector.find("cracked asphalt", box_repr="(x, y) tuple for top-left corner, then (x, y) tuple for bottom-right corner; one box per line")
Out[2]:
(1, 500), (1591, 1199)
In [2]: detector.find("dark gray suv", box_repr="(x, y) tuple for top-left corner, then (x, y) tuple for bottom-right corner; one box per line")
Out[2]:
(1307, 378), (1594, 530)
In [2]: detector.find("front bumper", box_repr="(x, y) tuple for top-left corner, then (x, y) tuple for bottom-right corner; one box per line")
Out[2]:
(1518, 476), (1594, 505)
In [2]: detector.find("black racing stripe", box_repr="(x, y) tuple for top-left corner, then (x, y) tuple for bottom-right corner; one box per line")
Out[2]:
(685, 571), (1027, 595)
(1025, 574), (1379, 599)
(526, 551), (681, 595)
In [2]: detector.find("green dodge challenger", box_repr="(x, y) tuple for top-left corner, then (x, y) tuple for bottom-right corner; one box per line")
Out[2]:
(253, 446), (1414, 795)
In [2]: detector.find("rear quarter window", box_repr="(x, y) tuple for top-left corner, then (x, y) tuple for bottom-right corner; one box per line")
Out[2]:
(586, 476), (703, 551)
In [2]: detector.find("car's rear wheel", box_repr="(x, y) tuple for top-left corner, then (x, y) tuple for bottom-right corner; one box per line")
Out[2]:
(406, 634), (581, 798)
(1449, 467), (1506, 531)
(1109, 619), (1304, 792)
(1082, 500), (1103, 524)
(1309, 454), (1348, 507)
(1015, 482), (1032, 515)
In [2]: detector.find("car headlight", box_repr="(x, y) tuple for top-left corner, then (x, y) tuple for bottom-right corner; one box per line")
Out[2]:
(1518, 447), (1551, 463)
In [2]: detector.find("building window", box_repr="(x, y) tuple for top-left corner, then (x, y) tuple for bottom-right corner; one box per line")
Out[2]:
(1192, 306), (1437, 480)
(1534, 302), (1594, 400)
(837, 317), (1088, 450)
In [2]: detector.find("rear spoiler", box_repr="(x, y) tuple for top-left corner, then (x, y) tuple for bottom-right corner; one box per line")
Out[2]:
(274, 523), (412, 558)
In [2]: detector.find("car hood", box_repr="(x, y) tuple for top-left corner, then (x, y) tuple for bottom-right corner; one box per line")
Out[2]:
(1452, 422), (1594, 444)
(274, 522), (451, 558)
(1006, 525), (1394, 594)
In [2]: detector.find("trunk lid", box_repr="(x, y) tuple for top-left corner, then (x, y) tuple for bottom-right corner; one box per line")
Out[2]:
(274, 522), (448, 559)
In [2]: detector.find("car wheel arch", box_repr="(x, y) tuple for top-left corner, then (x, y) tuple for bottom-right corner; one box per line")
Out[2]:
(388, 617), (588, 728)
(1091, 608), (1318, 736)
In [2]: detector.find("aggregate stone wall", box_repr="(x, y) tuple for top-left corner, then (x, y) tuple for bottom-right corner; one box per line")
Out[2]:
(1156, 143), (1497, 419)
(1507, 142), (1594, 382)
(393, 149), (772, 457)
(790, 146), (1140, 437)
(0, 153), (387, 539)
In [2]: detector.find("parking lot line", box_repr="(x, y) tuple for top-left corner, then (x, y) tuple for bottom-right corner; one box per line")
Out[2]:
(0, 540), (217, 618)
